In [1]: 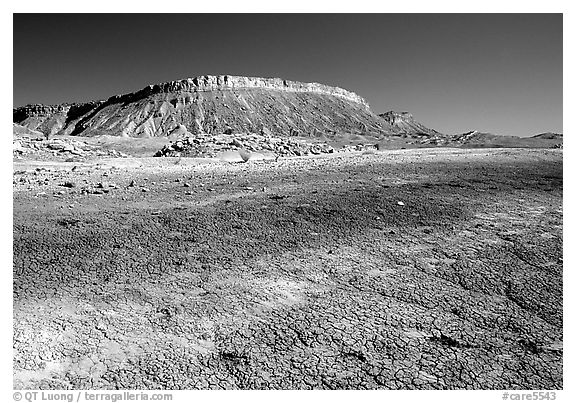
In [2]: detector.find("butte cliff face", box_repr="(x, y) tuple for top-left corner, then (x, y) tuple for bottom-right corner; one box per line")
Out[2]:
(14, 75), (400, 138)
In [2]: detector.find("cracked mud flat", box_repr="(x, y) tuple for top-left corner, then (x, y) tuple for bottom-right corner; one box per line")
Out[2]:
(13, 148), (562, 389)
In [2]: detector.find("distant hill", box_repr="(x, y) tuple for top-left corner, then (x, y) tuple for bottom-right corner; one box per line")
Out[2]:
(378, 111), (442, 136)
(451, 131), (562, 149)
(532, 132), (563, 140)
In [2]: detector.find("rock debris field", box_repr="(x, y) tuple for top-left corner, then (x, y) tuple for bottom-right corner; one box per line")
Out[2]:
(13, 148), (562, 389)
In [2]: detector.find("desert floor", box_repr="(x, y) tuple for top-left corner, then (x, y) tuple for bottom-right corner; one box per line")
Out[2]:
(13, 147), (562, 389)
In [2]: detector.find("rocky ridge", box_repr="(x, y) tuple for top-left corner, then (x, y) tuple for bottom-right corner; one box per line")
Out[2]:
(14, 75), (394, 138)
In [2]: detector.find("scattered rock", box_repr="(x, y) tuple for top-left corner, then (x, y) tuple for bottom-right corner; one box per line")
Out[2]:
(154, 132), (336, 159)
(11, 135), (131, 160)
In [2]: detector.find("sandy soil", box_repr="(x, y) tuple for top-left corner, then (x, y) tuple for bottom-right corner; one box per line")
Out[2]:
(13, 148), (563, 389)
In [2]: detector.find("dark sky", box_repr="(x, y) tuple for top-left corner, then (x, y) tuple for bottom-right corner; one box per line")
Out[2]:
(13, 14), (562, 136)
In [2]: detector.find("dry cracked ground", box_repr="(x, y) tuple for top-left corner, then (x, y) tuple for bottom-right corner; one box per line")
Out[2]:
(13, 148), (562, 389)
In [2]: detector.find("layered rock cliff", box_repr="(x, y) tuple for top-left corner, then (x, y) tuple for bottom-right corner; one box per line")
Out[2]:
(14, 75), (397, 138)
